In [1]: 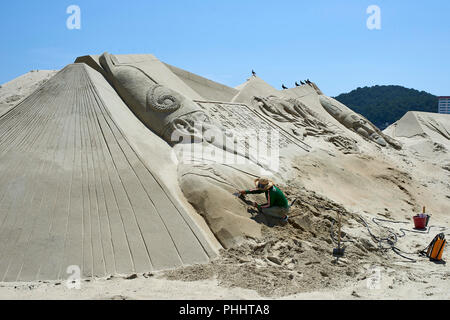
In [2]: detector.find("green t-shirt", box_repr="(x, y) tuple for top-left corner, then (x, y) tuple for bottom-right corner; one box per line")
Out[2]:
(245, 186), (289, 209)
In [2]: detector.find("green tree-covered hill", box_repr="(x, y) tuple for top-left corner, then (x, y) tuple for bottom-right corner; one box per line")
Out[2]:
(334, 85), (438, 129)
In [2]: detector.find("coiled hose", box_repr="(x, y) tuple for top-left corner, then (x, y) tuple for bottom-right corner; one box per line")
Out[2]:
(330, 212), (448, 262)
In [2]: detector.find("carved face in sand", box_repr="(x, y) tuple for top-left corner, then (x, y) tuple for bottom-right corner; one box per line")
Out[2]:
(319, 95), (387, 147)
(99, 52), (219, 144)
(344, 114), (370, 130)
(163, 109), (231, 146)
(343, 114), (386, 146)
(99, 52), (241, 155)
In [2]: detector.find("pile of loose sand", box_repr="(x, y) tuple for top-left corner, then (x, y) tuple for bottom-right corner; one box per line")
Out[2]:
(163, 185), (412, 297)
(164, 150), (450, 298)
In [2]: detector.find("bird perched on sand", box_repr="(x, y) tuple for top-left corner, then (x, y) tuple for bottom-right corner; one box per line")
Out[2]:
(295, 82), (300, 87)
(300, 80), (305, 85)
(252, 70), (256, 77)
(306, 79), (311, 84)
(282, 84), (288, 90)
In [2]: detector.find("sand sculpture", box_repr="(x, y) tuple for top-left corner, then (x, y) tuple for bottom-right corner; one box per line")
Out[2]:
(100, 52), (209, 143)
(99, 52), (267, 165)
(99, 52), (276, 248)
(319, 95), (401, 149)
(253, 95), (333, 138)
(251, 96), (360, 154)
(0, 51), (416, 282)
(95, 53), (405, 247)
(0, 63), (217, 281)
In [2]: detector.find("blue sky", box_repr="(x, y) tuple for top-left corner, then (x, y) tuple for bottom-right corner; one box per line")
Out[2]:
(0, 0), (449, 96)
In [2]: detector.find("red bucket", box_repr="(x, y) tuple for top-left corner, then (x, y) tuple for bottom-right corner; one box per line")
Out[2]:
(413, 215), (427, 229)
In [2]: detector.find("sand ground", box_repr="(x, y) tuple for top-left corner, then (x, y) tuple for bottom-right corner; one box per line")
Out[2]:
(0, 260), (447, 300)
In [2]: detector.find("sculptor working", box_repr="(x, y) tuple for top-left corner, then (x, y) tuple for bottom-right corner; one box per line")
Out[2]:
(239, 177), (290, 222)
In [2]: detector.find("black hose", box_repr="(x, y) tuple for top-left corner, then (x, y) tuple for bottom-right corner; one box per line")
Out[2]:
(332, 212), (448, 262)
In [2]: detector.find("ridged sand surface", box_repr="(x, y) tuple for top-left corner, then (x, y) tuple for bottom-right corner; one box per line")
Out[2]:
(0, 64), (214, 281)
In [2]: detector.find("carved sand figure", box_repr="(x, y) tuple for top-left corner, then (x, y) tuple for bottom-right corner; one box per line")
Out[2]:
(178, 161), (266, 248)
(99, 52), (276, 248)
(100, 52), (215, 144)
(253, 95), (360, 153)
(99, 52), (269, 166)
(253, 95), (333, 138)
(319, 95), (401, 149)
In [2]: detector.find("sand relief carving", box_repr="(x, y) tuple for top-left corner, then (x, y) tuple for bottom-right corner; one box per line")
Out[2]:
(253, 96), (334, 138)
(99, 52), (274, 248)
(100, 52), (220, 146)
(252, 95), (360, 154)
(196, 101), (290, 150)
(319, 95), (401, 149)
(99, 52), (279, 166)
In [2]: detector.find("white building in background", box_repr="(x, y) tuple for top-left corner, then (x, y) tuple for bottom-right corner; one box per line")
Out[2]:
(438, 96), (450, 114)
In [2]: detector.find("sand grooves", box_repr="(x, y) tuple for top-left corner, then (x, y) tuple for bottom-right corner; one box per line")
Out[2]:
(0, 64), (214, 281)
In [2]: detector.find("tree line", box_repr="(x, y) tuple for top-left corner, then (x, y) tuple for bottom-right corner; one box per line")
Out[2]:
(334, 85), (438, 130)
